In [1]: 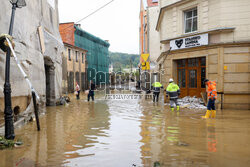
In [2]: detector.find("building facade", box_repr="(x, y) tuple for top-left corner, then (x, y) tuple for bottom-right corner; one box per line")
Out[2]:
(147, 0), (161, 64)
(140, 0), (148, 58)
(139, 0), (161, 89)
(0, 0), (63, 116)
(156, 0), (250, 109)
(60, 23), (110, 86)
(62, 43), (87, 93)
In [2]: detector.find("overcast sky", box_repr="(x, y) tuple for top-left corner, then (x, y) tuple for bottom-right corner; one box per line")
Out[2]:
(58, 0), (145, 54)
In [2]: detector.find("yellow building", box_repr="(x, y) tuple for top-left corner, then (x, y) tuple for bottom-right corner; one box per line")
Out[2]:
(156, 0), (250, 109)
(62, 43), (88, 93)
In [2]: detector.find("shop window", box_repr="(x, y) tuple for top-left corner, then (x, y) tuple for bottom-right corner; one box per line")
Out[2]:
(201, 67), (206, 88)
(177, 59), (186, 67)
(188, 58), (198, 67)
(178, 69), (186, 88)
(189, 69), (197, 88)
(201, 57), (206, 66)
(184, 7), (197, 33)
(68, 49), (71, 61)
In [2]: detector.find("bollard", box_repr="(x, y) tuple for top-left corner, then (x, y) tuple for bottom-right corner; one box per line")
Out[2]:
(32, 91), (40, 131)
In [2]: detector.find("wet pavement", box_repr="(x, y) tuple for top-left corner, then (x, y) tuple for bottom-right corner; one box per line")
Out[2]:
(0, 92), (250, 167)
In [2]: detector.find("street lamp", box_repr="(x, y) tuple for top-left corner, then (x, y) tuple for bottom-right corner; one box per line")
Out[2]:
(4, 0), (26, 140)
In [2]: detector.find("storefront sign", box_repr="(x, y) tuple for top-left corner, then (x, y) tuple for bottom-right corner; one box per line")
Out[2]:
(170, 33), (208, 50)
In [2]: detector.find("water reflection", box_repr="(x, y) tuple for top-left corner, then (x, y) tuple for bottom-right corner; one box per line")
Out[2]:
(0, 95), (250, 167)
(206, 120), (217, 153)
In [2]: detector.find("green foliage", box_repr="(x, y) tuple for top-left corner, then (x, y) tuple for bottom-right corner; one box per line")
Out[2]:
(0, 136), (23, 149)
(109, 52), (139, 72)
(0, 136), (14, 149)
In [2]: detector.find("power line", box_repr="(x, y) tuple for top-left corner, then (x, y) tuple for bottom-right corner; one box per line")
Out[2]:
(61, 0), (115, 31)
(75, 0), (114, 24)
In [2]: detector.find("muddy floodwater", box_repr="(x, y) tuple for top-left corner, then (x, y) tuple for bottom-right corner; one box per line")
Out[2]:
(0, 93), (250, 167)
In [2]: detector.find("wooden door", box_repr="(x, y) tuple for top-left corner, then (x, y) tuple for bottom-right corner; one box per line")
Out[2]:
(177, 59), (187, 98)
(177, 57), (206, 98)
(187, 58), (199, 97)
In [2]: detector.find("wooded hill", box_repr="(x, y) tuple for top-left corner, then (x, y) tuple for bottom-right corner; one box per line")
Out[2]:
(109, 52), (140, 72)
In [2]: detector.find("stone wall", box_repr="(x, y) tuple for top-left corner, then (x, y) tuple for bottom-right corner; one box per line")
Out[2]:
(158, 0), (250, 46)
(0, 0), (63, 113)
(161, 45), (250, 110)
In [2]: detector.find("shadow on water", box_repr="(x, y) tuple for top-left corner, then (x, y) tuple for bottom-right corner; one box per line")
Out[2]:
(0, 93), (250, 167)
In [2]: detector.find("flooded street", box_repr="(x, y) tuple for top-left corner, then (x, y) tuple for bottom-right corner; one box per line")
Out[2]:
(0, 93), (250, 167)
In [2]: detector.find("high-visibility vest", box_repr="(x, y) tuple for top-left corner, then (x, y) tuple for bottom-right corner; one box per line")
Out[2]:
(152, 82), (162, 92)
(207, 81), (217, 99)
(166, 83), (180, 99)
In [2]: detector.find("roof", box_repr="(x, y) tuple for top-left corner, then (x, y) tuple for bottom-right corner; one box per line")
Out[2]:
(74, 25), (110, 48)
(63, 42), (88, 52)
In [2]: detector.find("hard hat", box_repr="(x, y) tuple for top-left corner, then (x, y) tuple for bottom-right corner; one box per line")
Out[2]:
(169, 78), (173, 82)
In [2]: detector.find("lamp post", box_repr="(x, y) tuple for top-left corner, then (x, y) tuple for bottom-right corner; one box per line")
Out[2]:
(4, 0), (26, 140)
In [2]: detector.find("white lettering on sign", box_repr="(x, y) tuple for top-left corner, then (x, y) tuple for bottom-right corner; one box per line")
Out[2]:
(170, 33), (208, 50)
(47, 0), (55, 9)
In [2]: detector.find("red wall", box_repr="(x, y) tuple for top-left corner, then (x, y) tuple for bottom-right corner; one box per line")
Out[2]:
(59, 22), (75, 46)
(147, 0), (158, 7)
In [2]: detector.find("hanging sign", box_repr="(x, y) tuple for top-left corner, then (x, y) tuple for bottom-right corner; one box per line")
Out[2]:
(141, 62), (150, 70)
(170, 33), (208, 50)
(141, 53), (150, 62)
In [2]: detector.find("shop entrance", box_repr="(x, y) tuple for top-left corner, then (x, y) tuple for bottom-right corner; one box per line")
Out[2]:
(177, 57), (206, 98)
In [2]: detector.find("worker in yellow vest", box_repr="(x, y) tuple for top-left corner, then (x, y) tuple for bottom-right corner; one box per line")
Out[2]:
(152, 82), (163, 102)
(166, 78), (180, 111)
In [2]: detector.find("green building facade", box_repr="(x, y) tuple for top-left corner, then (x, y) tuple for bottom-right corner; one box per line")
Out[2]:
(74, 26), (110, 85)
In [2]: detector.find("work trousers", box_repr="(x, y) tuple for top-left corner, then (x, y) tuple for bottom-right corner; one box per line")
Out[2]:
(153, 92), (160, 102)
(207, 98), (215, 110)
(76, 91), (80, 100)
(170, 98), (179, 108)
(88, 90), (94, 101)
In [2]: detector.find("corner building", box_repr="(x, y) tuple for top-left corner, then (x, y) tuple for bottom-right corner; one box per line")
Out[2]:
(156, 0), (250, 109)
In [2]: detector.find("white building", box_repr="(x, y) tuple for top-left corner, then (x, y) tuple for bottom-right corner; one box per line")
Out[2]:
(0, 0), (63, 116)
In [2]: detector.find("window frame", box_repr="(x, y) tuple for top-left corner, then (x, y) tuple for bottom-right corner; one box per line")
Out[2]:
(82, 53), (85, 64)
(184, 7), (198, 34)
(75, 51), (78, 62)
(68, 49), (71, 61)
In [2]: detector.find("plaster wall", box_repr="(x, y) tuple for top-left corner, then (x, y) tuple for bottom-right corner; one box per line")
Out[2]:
(148, 6), (161, 63)
(0, 0), (63, 112)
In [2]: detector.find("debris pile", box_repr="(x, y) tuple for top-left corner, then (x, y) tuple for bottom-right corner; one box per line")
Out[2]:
(57, 96), (70, 105)
(178, 96), (207, 109)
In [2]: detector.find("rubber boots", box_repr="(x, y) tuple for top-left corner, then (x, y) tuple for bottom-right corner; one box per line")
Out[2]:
(211, 110), (216, 118)
(177, 106), (180, 111)
(202, 110), (211, 119)
(171, 107), (174, 112)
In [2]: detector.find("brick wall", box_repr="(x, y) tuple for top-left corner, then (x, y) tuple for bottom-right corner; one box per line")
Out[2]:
(147, 0), (158, 7)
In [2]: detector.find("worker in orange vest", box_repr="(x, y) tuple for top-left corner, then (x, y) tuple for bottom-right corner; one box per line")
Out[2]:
(202, 79), (217, 118)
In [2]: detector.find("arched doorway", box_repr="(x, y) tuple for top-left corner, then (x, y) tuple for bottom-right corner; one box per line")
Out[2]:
(44, 57), (56, 106)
